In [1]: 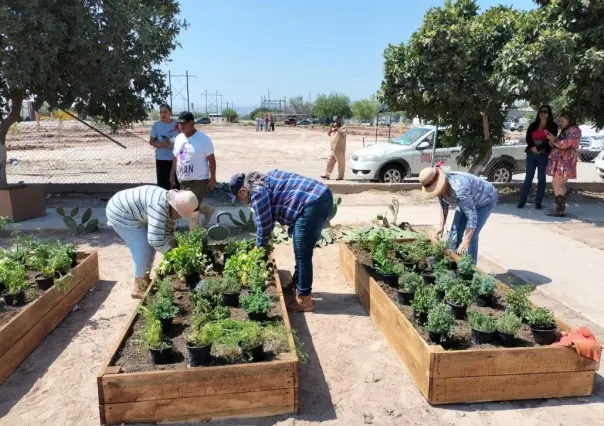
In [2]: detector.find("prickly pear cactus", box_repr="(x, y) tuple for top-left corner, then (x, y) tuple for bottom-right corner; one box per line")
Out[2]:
(223, 210), (257, 233)
(325, 196), (342, 227)
(56, 207), (99, 234)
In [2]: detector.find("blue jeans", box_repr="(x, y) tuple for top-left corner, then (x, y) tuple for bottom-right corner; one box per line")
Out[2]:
(448, 197), (497, 264)
(519, 151), (549, 204)
(292, 190), (334, 296)
(111, 225), (156, 278)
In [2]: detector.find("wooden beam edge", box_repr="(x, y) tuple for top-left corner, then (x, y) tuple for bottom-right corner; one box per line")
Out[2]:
(271, 254), (298, 362)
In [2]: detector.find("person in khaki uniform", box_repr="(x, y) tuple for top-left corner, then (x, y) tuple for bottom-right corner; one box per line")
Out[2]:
(321, 115), (346, 180)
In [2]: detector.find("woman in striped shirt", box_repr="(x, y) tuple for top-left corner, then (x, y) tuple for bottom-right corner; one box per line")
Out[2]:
(106, 186), (198, 298)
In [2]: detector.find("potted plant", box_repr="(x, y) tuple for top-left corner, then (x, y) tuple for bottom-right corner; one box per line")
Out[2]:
(397, 270), (422, 305)
(504, 284), (534, 323)
(238, 322), (265, 362)
(467, 310), (497, 344)
(246, 261), (268, 293)
(149, 293), (179, 333)
(435, 271), (457, 301)
(445, 282), (474, 319)
(428, 239), (447, 267)
(403, 246), (423, 271)
(165, 245), (206, 289)
(426, 303), (456, 344)
(196, 276), (223, 305)
(526, 307), (558, 345)
(472, 273), (496, 307)
(186, 325), (217, 367)
(373, 258), (402, 287)
(410, 286), (437, 325)
(221, 275), (242, 307)
(0, 259), (29, 306)
(421, 269), (436, 285)
(140, 307), (173, 365)
(456, 255), (475, 281)
(240, 290), (271, 322)
(496, 312), (522, 347)
(35, 265), (55, 291)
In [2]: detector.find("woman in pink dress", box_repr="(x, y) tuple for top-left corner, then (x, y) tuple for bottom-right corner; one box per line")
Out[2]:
(545, 112), (581, 217)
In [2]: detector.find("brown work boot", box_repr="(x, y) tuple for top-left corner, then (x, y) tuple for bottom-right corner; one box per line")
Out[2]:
(546, 195), (566, 217)
(287, 295), (313, 313)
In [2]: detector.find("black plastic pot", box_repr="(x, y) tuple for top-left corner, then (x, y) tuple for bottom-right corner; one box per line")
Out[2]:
(0, 282), (5, 295)
(248, 311), (269, 322)
(403, 261), (417, 272)
(160, 317), (173, 334)
(148, 346), (174, 365)
(429, 332), (442, 344)
(475, 294), (493, 307)
(446, 301), (467, 320)
(471, 328), (495, 344)
(531, 326), (558, 345)
(497, 331), (516, 347)
(186, 343), (212, 367)
(185, 273), (200, 290)
(422, 272), (436, 285)
(436, 289), (445, 301)
(379, 273), (399, 288)
(397, 290), (415, 306)
(413, 309), (427, 325)
(35, 275), (54, 291)
(446, 260), (457, 271)
(239, 343), (264, 362)
(222, 292), (240, 307)
(457, 271), (474, 281)
(3, 291), (26, 307)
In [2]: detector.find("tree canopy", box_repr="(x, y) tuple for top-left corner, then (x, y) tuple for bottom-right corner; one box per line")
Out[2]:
(222, 108), (238, 123)
(352, 98), (379, 122)
(0, 0), (186, 184)
(312, 93), (352, 120)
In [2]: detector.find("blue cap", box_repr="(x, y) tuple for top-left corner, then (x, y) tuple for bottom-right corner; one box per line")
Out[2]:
(229, 173), (245, 202)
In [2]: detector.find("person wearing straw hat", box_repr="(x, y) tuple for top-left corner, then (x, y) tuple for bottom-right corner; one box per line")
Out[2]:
(106, 185), (198, 298)
(419, 166), (498, 264)
(229, 170), (333, 312)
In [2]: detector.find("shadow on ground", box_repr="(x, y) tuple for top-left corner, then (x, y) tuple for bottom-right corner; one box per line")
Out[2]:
(0, 280), (116, 417)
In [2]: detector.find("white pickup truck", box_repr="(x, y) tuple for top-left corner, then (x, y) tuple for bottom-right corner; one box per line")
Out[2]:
(350, 126), (527, 183)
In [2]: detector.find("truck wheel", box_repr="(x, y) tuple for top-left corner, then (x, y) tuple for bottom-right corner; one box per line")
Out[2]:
(487, 164), (513, 183)
(379, 164), (406, 183)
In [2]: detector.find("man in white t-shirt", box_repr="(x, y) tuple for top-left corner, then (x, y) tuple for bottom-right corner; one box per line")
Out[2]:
(170, 111), (217, 229)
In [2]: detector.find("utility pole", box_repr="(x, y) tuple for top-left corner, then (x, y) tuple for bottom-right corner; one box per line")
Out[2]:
(168, 70), (173, 108)
(169, 72), (196, 112)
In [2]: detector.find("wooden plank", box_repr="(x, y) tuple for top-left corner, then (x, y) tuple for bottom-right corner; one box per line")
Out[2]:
(104, 388), (295, 425)
(102, 360), (295, 403)
(0, 252), (96, 357)
(0, 265), (99, 383)
(430, 371), (595, 404)
(432, 346), (598, 379)
(271, 254), (297, 359)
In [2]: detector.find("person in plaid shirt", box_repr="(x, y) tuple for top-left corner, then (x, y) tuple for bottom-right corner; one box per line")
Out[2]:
(229, 170), (334, 312)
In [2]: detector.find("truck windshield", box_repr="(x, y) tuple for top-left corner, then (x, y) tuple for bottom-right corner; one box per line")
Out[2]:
(390, 128), (431, 145)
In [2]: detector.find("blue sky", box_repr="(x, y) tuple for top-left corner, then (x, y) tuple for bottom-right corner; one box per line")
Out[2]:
(164, 0), (536, 112)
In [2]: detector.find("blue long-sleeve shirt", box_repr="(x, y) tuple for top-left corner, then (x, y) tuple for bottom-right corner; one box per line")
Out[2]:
(251, 170), (328, 247)
(439, 172), (498, 228)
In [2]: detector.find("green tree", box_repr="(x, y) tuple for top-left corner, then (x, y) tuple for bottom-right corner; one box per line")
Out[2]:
(352, 99), (379, 122)
(0, 1), (186, 184)
(222, 108), (238, 123)
(288, 95), (313, 115)
(312, 93), (352, 120)
(381, 0), (521, 173)
(494, 0), (604, 128)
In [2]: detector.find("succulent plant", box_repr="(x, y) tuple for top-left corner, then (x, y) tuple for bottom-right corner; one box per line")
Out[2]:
(56, 206), (99, 234)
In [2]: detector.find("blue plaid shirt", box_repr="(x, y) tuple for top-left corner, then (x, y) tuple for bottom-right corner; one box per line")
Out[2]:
(251, 170), (328, 247)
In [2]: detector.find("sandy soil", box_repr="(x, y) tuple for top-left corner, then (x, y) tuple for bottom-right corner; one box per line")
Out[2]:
(6, 121), (601, 184)
(1, 229), (603, 426)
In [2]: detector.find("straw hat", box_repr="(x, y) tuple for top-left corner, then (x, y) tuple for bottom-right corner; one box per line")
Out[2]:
(166, 190), (198, 219)
(419, 167), (447, 199)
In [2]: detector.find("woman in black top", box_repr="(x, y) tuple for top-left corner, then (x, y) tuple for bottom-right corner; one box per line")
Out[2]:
(518, 105), (558, 209)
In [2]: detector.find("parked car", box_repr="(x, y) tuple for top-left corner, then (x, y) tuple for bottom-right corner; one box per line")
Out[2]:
(284, 117), (297, 126)
(350, 126), (526, 183)
(297, 119), (313, 126)
(595, 150), (604, 181)
(578, 125), (604, 162)
(196, 117), (211, 125)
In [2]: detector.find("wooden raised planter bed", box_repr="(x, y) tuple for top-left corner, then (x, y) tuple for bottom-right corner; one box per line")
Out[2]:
(0, 251), (100, 383)
(97, 256), (298, 425)
(339, 241), (599, 404)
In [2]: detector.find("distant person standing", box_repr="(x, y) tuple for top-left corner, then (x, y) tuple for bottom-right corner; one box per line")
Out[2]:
(255, 116), (261, 131)
(321, 115), (347, 181)
(270, 115), (275, 131)
(259, 116), (264, 131)
(150, 104), (180, 190)
(264, 114), (270, 132)
(170, 111), (217, 230)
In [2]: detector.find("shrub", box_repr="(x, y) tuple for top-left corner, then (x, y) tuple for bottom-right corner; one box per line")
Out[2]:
(496, 312), (522, 335)
(434, 258), (449, 275)
(435, 271), (457, 292)
(148, 294), (179, 320)
(429, 239), (447, 260)
(411, 286), (438, 313)
(246, 261), (267, 292)
(467, 311), (496, 332)
(445, 283), (474, 307)
(0, 258), (29, 294)
(188, 324), (220, 347)
(504, 284), (534, 321)
(398, 270), (422, 292)
(139, 307), (171, 350)
(196, 277), (224, 301)
(526, 307), (556, 329)
(239, 291), (271, 315)
(221, 275), (242, 294)
(224, 247), (268, 286)
(374, 258), (402, 276)
(164, 244), (209, 277)
(427, 303), (456, 336)
(472, 273), (496, 297)
(457, 255), (474, 275)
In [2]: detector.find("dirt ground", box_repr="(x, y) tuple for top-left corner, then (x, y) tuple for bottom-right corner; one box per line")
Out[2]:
(6, 121), (601, 184)
(0, 225), (603, 426)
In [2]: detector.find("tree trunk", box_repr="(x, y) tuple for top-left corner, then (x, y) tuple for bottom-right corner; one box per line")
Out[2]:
(0, 95), (24, 186)
(469, 111), (493, 176)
